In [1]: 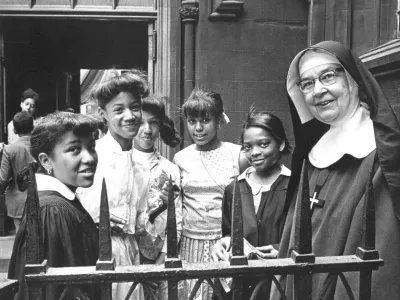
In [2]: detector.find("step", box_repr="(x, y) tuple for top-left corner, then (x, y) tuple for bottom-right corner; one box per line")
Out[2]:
(0, 235), (15, 273)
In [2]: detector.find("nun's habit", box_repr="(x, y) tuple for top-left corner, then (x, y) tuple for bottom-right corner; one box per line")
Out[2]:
(271, 41), (400, 300)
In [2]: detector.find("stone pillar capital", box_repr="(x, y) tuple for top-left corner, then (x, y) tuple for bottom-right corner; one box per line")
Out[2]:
(179, 1), (199, 22)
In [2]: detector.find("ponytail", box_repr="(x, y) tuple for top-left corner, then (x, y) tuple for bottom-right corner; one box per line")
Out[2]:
(160, 116), (181, 148)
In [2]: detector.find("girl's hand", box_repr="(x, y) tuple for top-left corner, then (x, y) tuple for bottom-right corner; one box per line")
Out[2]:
(254, 245), (278, 259)
(211, 238), (231, 262)
(160, 180), (180, 203)
(155, 252), (166, 265)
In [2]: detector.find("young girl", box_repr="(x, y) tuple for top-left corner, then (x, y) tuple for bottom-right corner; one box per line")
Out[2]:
(78, 70), (150, 300)
(8, 111), (100, 300)
(173, 88), (247, 300)
(133, 95), (182, 300)
(211, 109), (291, 299)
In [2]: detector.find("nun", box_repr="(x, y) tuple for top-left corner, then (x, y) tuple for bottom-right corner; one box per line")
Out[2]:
(271, 41), (400, 300)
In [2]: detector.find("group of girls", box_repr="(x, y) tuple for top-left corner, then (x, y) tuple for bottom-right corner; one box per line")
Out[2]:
(8, 70), (291, 300)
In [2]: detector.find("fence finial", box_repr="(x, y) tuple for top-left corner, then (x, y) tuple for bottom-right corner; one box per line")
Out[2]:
(230, 179), (248, 266)
(291, 160), (315, 263)
(26, 163), (43, 265)
(165, 176), (182, 268)
(96, 178), (116, 270)
(356, 169), (379, 260)
(25, 162), (47, 299)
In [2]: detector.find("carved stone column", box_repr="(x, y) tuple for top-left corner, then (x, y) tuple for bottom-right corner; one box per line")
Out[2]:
(179, 1), (199, 148)
(306, 0), (325, 47)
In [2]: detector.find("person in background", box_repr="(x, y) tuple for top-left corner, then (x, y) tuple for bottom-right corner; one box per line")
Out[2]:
(270, 41), (400, 300)
(211, 109), (291, 299)
(8, 88), (39, 144)
(133, 95), (182, 300)
(78, 70), (150, 300)
(8, 111), (100, 300)
(0, 112), (35, 233)
(173, 87), (248, 300)
(65, 107), (75, 113)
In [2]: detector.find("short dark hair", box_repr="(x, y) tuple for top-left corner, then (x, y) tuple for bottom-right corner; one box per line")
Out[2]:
(181, 87), (225, 121)
(21, 88), (39, 103)
(142, 95), (181, 147)
(13, 111), (34, 134)
(30, 111), (100, 161)
(65, 108), (75, 113)
(240, 107), (291, 155)
(91, 70), (150, 109)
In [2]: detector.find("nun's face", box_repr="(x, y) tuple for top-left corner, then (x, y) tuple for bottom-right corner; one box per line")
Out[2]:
(300, 63), (353, 125)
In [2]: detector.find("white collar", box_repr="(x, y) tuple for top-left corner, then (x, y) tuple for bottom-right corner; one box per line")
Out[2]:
(133, 147), (157, 161)
(101, 132), (134, 154)
(35, 174), (76, 200)
(309, 106), (376, 168)
(237, 164), (291, 181)
(238, 164), (291, 195)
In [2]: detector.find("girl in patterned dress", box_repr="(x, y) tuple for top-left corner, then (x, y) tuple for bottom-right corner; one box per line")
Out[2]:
(173, 88), (248, 300)
(133, 95), (183, 300)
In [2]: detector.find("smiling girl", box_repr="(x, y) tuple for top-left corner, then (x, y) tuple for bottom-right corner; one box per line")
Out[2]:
(8, 111), (100, 300)
(173, 88), (248, 300)
(78, 70), (150, 300)
(133, 95), (182, 300)
(211, 109), (291, 299)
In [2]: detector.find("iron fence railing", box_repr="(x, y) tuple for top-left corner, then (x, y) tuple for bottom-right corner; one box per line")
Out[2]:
(1, 162), (384, 300)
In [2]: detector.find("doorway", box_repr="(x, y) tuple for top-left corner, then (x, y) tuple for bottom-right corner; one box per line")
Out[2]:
(2, 18), (148, 141)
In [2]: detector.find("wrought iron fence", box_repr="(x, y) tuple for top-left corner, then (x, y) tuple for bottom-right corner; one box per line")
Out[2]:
(1, 162), (384, 300)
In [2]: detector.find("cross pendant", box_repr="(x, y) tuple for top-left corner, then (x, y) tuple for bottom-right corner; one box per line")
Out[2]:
(309, 191), (325, 210)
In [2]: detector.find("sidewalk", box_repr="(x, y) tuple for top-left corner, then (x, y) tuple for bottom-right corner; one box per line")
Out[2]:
(0, 234), (15, 275)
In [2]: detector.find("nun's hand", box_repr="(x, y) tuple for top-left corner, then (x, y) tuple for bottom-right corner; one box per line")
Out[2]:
(254, 245), (278, 259)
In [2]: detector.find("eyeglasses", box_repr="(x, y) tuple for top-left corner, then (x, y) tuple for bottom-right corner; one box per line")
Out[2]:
(297, 68), (344, 93)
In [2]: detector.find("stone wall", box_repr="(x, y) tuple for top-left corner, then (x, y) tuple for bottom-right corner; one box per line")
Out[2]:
(309, 0), (398, 56)
(376, 74), (400, 121)
(171, 0), (309, 161)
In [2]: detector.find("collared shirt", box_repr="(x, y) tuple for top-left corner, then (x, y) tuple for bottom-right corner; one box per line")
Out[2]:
(237, 164), (291, 213)
(36, 173), (76, 200)
(78, 132), (149, 234)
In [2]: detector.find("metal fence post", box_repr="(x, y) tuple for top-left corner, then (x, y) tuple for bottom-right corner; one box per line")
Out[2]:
(291, 162), (314, 300)
(356, 171), (379, 300)
(230, 180), (247, 300)
(165, 176), (182, 300)
(25, 163), (47, 300)
(96, 178), (115, 300)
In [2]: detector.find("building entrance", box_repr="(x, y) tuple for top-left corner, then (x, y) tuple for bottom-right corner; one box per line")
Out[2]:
(2, 18), (148, 142)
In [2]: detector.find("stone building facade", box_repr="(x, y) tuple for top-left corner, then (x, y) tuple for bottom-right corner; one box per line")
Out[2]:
(0, 0), (398, 159)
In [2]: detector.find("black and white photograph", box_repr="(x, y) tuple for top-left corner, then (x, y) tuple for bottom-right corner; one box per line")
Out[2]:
(0, 1), (400, 300)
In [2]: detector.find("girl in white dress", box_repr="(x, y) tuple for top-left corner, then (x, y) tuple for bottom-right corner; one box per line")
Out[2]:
(173, 88), (247, 300)
(78, 70), (150, 300)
